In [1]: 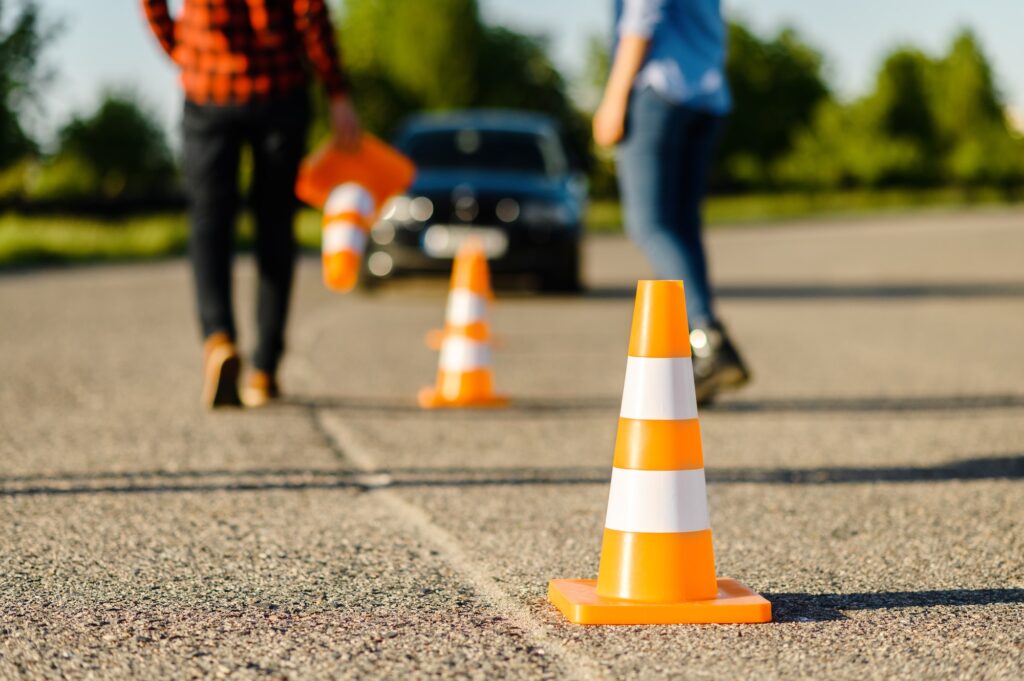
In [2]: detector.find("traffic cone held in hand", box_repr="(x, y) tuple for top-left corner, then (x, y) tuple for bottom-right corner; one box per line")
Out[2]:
(418, 240), (507, 409)
(296, 134), (416, 212)
(321, 183), (374, 292)
(295, 134), (416, 293)
(548, 280), (771, 624)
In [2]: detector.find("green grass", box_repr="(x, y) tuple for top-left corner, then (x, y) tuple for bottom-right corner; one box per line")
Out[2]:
(0, 213), (191, 266)
(586, 187), (1022, 233)
(1, 187), (1020, 267)
(0, 211), (326, 268)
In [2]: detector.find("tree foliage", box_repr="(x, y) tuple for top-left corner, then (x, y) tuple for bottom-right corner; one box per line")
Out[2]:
(717, 23), (830, 189)
(338, 0), (586, 161)
(777, 29), (1024, 190)
(31, 91), (176, 199)
(0, 0), (55, 165)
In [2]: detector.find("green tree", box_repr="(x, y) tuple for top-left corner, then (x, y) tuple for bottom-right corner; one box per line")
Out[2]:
(933, 31), (1003, 145)
(31, 91), (176, 199)
(338, 0), (584, 160)
(0, 0), (55, 165)
(775, 99), (927, 189)
(341, 0), (482, 113)
(931, 31), (1021, 186)
(869, 49), (939, 156)
(718, 22), (830, 189)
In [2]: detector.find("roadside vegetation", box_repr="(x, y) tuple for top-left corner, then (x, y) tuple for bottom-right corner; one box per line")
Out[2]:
(0, 0), (1021, 268)
(5, 188), (1020, 267)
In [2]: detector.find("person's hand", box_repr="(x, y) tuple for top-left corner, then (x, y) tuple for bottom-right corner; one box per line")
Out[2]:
(329, 95), (361, 151)
(592, 97), (627, 147)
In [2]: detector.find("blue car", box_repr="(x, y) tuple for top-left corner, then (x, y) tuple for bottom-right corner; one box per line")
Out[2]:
(363, 110), (587, 291)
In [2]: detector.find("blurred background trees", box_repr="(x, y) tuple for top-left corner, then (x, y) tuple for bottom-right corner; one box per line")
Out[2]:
(716, 23), (830, 190)
(338, 0), (588, 165)
(0, 0), (51, 167)
(776, 30), (1024, 193)
(31, 91), (177, 200)
(0, 0), (50, 200)
(0, 0), (1021, 205)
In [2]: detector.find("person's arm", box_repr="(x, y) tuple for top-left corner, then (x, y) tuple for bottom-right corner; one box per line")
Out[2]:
(293, 0), (360, 150)
(140, 0), (177, 59)
(593, 0), (664, 147)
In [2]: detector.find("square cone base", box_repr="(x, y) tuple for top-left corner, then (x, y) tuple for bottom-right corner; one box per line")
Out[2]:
(548, 578), (771, 625)
(417, 388), (509, 410)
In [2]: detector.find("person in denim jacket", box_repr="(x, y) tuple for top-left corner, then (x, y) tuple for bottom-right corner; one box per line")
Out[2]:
(594, 0), (750, 404)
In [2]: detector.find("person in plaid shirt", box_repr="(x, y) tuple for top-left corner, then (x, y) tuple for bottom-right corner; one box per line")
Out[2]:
(142, 0), (359, 408)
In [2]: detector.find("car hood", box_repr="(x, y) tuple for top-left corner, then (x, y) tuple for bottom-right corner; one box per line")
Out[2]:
(409, 170), (565, 201)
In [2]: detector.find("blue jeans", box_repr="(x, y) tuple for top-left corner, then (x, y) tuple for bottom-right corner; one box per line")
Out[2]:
(617, 87), (722, 328)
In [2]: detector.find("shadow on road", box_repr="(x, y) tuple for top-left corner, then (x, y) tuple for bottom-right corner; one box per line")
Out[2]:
(710, 394), (1024, 413)
(586, 282), (1024, 300)
(769, 588), (1024, 622)
(2, 455), (1019, 497)
(282, 396), (622, 417)
(281, 393), (1024, 417)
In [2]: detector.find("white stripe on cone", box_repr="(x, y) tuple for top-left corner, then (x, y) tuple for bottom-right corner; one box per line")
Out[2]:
(439, 336), (492, 372)
(619, 356), (699, 421)
(604, 468), (710, 534)
(325, 183), (375, 220)
(446, 290), (488, 326)
(323, 222), (368, 256)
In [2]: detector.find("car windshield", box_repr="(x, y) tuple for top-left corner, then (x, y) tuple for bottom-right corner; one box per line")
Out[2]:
(403, 128), (564, 177)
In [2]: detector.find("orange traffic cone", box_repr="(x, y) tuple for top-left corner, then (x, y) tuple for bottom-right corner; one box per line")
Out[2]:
(321, 183), (375, 292)
(296, 134), (416, 212)
(548, 280), (771, 624)
(418, 242), (507, 409)
(425, 240), (496, 350)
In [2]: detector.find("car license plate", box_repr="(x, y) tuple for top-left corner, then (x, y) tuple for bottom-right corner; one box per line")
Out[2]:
(422, 225), (509, 259)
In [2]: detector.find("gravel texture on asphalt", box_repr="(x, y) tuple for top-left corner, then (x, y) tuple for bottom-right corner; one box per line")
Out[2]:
(2, 210), (1022, 679)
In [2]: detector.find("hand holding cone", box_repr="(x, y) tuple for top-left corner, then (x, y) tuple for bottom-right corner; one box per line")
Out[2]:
(548, 280), (771, 624)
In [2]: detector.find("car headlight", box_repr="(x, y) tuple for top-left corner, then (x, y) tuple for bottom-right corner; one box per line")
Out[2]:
(520, 200), (574, 227)
(380, 195), (412, 223)
(380, 195), (433, 225)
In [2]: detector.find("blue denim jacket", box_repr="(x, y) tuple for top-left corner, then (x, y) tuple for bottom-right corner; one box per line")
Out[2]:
(614, 0), (731, 114)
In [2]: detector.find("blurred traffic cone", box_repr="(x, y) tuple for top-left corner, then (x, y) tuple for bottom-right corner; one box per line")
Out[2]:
(548, 280), (771, 624)
(322, 183), (375, 292)
(419, 241), (507, 409)
(296, 134), (416, 212)
(425, 240), (496, 350)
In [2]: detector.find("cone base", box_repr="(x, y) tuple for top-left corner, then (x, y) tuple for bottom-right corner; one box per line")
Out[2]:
(547, 578), (771, 625)
(417, 387), (509, 409)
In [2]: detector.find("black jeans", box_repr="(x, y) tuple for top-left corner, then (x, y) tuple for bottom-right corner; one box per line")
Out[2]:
(183, 91), (310, 374)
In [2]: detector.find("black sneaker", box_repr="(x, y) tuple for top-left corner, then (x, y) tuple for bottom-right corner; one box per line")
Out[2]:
(690, 323), (750, 406)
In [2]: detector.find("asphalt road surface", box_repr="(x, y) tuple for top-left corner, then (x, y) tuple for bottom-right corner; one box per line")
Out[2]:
(2, 210), (1022, 679)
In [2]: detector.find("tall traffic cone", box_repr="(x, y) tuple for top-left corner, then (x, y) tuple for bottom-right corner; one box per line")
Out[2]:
(321, 183), (375, 292)
(425, 240), (496, 350)
(418, 241), (507, 409)
(548, 280), (771, 624)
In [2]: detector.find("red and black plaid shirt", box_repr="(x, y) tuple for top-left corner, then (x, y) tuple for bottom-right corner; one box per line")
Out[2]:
(142, 0), (348, 105)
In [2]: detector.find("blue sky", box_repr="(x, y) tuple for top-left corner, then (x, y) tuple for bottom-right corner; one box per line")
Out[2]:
(24, 0), (1024, 143)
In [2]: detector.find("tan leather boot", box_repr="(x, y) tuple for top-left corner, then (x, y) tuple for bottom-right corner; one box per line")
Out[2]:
(201, 332), (241, 408)
(241, 370), (280, 408)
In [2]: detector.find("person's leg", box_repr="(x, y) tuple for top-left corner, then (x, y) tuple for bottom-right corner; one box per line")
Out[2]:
(183, 102), (243, 341)
(183, 102), (244, 407)
(674, 111), (749, 401)
(247, 92), (311, 378)
(616, 88), (715, 326)
(669, 111), (723, 329)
